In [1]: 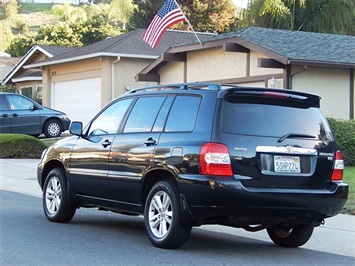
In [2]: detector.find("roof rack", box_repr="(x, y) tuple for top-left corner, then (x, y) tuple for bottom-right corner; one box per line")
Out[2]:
(129, 83), (222, 94)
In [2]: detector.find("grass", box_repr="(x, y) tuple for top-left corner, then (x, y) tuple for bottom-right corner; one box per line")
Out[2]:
(343, 167), (355, 215)
(19, 3), (54, 14)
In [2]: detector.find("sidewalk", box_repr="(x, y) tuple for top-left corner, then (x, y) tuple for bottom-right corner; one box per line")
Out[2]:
(1, 158), (355, 257)
(0, 158), (42, 198)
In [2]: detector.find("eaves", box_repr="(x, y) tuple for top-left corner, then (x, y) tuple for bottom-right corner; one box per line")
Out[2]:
(12, 76), (42, 83)
(24, 52), (159, 69)
(1, 45), (53, 85)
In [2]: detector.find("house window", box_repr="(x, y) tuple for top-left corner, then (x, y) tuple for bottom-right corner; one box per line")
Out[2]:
(19, 87), (32, 98)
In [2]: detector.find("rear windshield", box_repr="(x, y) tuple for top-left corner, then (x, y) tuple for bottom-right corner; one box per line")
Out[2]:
(222, 96), (333, 141)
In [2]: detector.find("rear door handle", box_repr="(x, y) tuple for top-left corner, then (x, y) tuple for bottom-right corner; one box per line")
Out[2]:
(12, 113), (18, 117)
(102, 139), (112, 148)
(144, 138), (156, 146)
(1, 114), (8, 118)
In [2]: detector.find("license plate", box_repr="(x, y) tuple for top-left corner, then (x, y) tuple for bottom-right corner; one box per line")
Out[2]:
(274, 156), (300, 173)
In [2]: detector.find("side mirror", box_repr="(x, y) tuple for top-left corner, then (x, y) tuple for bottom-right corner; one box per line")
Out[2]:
(70, 121), (83, 136)
(29, 105), (37, 111)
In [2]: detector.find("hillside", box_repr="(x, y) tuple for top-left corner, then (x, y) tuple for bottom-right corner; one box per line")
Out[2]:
(17, 3), (56, 30)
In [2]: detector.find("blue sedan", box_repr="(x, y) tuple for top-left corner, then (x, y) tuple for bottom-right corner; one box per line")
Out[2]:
(0, 92), (70, 138)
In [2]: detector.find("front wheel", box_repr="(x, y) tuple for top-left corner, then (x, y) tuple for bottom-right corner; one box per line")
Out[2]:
(267, 224), (314, 247)
(144, 181), (192, 249)
(44, 119), (62, 138)
(43, 168), (76, 223)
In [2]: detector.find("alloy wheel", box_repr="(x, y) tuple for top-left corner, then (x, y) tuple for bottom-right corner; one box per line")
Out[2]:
(45, 176), (62, 216)
(148, 191), (173, 239)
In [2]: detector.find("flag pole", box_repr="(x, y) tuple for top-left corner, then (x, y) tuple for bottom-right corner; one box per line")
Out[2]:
(173, 0), (203, 47)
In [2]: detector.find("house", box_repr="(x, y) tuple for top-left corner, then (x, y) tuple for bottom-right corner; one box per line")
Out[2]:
(23, 29), (215, 125)
(1, 45), (75, 101)
(137, 27), (355, 120)
(0, 53), (20, 85)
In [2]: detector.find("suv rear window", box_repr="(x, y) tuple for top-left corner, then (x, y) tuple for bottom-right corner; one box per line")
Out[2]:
(165, 95), (201, 132)
(222, 96), (333, 141)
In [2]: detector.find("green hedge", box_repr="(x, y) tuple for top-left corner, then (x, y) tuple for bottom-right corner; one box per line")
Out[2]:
(0, 134), (48, 159)
(328, 118), (355, 166)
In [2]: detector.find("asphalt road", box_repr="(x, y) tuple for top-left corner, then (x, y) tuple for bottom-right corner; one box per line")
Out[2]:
(1, 191), (355, 265)
(1, 159), (355, 265)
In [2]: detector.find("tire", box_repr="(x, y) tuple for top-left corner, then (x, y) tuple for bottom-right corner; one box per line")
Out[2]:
(43, 168), (76, 223)
(267, 224), (314, 247)
(44, 119), (62, 138)
(144, 181), (192, 249)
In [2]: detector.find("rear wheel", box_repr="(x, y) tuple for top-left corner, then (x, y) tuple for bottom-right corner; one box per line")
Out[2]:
(267, 224), (314, 247)
(43, 168), (76, 223)
(144, 181), (192, 249)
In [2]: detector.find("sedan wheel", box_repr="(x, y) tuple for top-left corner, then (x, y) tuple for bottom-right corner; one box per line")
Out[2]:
(44, 120), (62, 138)
(43, 168), (76, 223)
(144, 181), (191, 249)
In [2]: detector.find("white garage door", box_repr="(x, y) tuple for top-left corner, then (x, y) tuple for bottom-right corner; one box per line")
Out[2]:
(52, 78), (101, 127)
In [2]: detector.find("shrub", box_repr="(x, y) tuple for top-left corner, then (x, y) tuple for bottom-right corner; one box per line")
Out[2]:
(328, 118), (355, 166)
(0, 134), (48, 159)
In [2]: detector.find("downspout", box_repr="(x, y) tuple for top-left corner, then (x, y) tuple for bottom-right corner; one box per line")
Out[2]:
(111, 57), (121, 100)
(350, 69), (354, 119)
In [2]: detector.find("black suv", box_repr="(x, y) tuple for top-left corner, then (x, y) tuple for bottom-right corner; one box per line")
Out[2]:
(37, 83), (348, 249)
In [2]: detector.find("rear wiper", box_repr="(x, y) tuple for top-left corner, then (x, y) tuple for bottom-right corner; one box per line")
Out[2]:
(278, 133), (316, 143)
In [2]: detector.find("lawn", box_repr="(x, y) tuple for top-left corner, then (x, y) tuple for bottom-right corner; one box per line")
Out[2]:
(343, 167), (355, 215)
(19, 3), (54, 13)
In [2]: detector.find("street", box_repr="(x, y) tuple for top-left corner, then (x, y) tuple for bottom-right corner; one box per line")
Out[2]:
(1, 191), (355, 266)
(1, 159), (355, 265)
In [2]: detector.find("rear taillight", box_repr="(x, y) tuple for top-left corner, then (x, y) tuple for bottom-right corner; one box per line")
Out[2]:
(331, 151), (344, 181)
(199, 143), (233, 176)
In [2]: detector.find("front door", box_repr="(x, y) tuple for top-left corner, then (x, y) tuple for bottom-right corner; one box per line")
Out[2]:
(107, 96), (170, 208)
(68, 98), (133, 201)
(6, 94), (41, 134)
(0, 95), (11, 133)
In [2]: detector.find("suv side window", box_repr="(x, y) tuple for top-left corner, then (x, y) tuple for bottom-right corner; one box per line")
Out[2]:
(88, 98), (133, 136)
(165, 95), (201, 132)
(124, 96), (166, 133)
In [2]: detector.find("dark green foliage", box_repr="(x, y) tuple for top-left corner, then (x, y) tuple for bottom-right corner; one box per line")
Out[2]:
(0, 134), (48, 159)
(75, 15), (121, 45)
(328, 118), (355, 166)
(6, 34), (37, 57)
(130, 0), (163, 29)
(130, 0), (236, 33)
(245, 0), (355, 35)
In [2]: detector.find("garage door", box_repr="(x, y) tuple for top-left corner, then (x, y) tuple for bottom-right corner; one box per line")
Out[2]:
(52, 78), (101, 127)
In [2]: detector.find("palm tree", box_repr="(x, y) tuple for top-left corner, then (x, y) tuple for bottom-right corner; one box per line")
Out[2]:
(244, 0), (355, 35)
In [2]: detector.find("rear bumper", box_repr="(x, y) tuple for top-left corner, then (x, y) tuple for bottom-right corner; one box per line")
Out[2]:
(178, 174), (348, 223)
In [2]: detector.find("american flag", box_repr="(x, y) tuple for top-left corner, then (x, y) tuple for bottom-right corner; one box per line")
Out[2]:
(143, 0), (186, 48)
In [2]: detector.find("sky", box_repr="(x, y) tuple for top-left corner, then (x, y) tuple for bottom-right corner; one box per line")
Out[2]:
(233, 0), (249, 8)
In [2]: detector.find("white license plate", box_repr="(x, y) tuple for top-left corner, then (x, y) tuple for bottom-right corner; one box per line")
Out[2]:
(274, 156), (300, 173)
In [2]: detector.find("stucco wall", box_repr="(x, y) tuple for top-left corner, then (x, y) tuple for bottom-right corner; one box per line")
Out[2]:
(291, 66), (350, 119)
(158, 48), (284, 86)
(186, 48), (247, 82)
(159, 61), (185, 84)
(113, 57), (156, 98)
